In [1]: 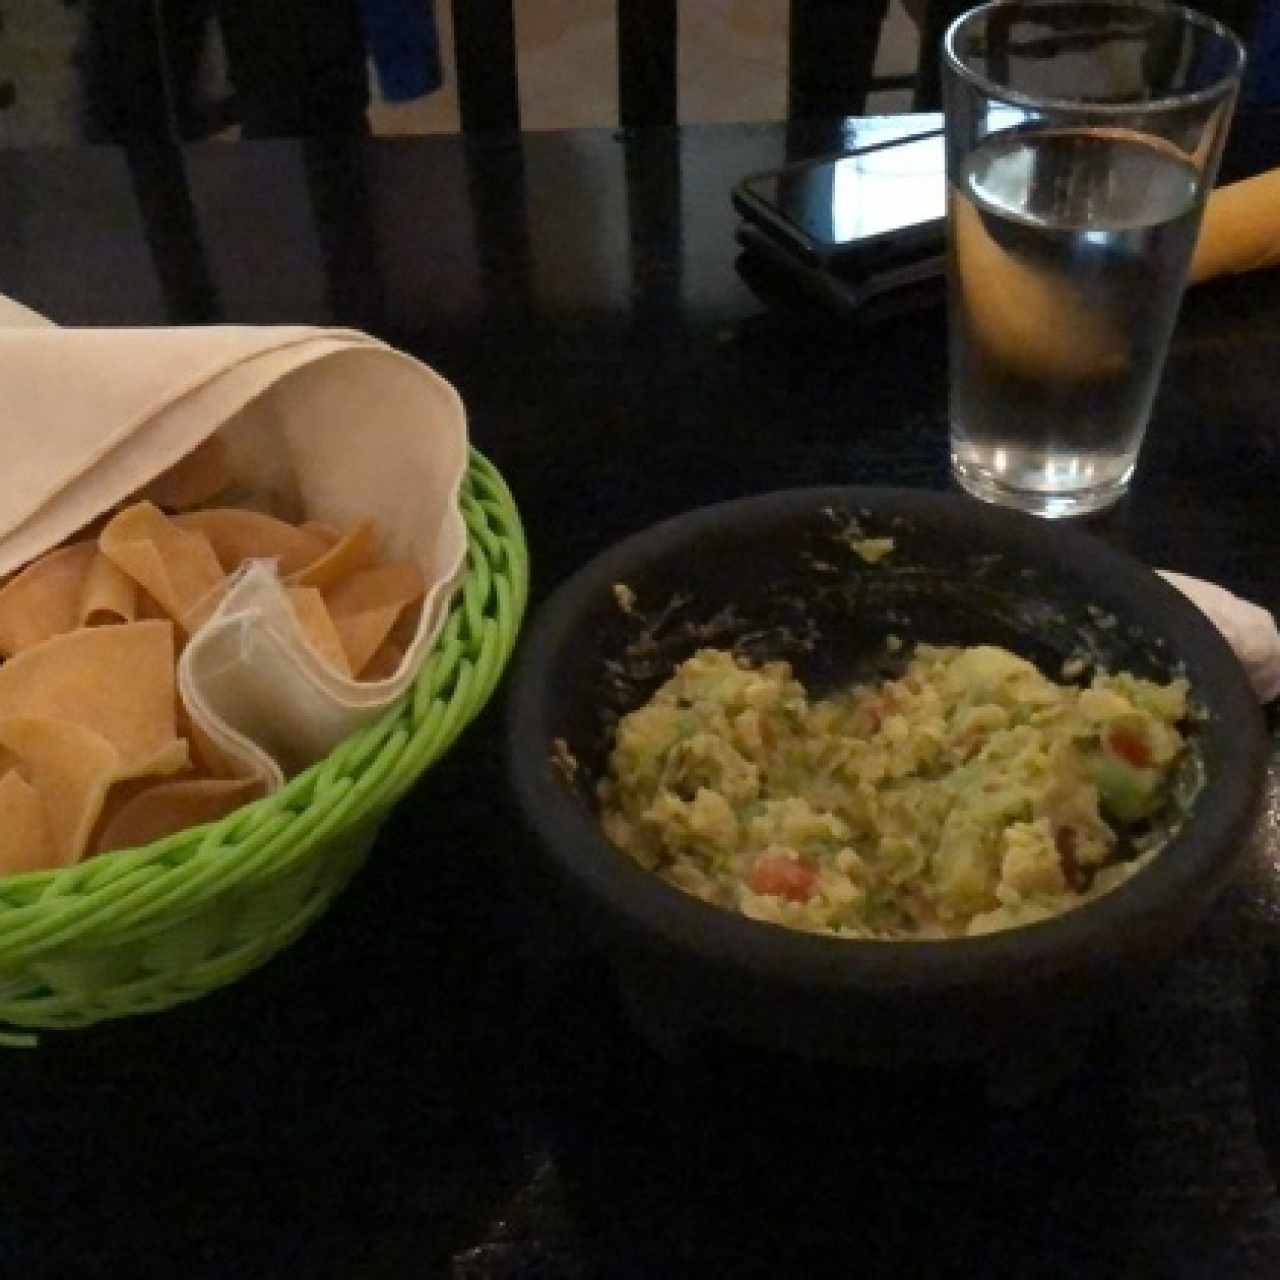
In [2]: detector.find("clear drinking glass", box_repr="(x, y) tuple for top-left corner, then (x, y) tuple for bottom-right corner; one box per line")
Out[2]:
(943, 1), (1245, 517)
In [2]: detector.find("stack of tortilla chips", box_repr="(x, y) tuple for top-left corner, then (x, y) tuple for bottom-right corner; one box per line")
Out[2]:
(0, 433), (427, 874)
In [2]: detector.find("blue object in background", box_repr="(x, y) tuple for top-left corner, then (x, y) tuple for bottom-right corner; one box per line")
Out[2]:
(358, 0), (443, 103)
(1243, 0), (1280, 104)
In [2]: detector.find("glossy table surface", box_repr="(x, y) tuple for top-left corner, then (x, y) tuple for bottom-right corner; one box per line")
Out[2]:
(2, 113), (1279, 1278)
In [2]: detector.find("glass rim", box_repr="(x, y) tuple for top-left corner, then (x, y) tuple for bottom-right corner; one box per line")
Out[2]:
(943, 0), (1247, 117)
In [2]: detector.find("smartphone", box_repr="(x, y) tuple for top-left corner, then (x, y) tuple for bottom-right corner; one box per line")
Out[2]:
(734, 222), (945, 322)
(732, 128), (946, 271)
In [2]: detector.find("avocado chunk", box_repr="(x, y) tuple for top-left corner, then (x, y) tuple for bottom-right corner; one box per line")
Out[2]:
(1086, 751), (1162, 823)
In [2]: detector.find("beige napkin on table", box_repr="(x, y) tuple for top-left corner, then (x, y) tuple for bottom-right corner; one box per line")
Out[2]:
(0, 299), (469, 790)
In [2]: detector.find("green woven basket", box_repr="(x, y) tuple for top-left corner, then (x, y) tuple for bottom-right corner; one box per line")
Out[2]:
(0, 451), (527, 1045)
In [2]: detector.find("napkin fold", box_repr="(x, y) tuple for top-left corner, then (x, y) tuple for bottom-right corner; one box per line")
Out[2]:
(0, 302), (469, 790)
(1158, 571), (1280, 703)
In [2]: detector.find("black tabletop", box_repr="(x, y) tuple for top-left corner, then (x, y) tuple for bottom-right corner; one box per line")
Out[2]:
(2, 112), (1279, 1279)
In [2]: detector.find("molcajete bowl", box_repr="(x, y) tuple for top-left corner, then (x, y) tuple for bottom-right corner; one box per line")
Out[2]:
(507, 487), (1265, 1094)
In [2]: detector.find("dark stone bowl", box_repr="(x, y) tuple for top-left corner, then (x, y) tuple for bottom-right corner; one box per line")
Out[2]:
(506, 488), (1266, 1096)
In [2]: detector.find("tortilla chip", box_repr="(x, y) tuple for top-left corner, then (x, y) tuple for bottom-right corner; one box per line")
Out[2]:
(300, 521), (342, 548)
(138, 433), (233, 511)
(360, 640), (404, 682)
(286, 586), (353, 678)
(290, 519), (377, 590)
(324, 562), (425, 616)
(94, 776), (262, 855)
(0, 770), (55, 875)
(174, 509), (330, 577)
(78, 550), (138, 626)
(0, 541), (96, 656)
(136, 589), (168, 621)
(138, 738), (193, 777)
(323, 563), (425, 676)
(387, 601), (423, 654)
(99, 501), (226, 635)
(331, 608), (399, 677)
(0, 440), (439, 869)
(0, 718), (121, 865)
(0, 620), (184, 776)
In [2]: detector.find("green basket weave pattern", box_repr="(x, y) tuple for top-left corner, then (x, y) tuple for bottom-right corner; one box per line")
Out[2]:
(0, 451), (527, 1044)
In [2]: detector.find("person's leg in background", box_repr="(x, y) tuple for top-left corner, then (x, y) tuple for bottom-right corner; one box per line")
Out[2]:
(214, 0), (370, 137)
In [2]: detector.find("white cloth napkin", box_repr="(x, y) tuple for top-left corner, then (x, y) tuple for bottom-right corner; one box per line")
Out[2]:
(1159, 571), (1280, 703)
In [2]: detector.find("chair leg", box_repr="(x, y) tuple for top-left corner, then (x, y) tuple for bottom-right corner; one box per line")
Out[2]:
(913, 0), (969, 111)
(215, 0), (369, 136)
(617, 0), (677, 129)
(788, 0), (891, 121)
(451, 0), (519, 133)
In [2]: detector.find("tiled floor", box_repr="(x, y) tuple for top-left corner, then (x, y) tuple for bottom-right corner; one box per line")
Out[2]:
(1, 1), (921, 145)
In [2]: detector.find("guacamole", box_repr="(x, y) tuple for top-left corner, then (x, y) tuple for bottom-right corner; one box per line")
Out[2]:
(598, 645), (1192, 938)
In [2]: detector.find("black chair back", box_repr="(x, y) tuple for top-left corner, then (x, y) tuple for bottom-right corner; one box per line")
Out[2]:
(451, 0), (678, 132)
(450, 0), (929, 135)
